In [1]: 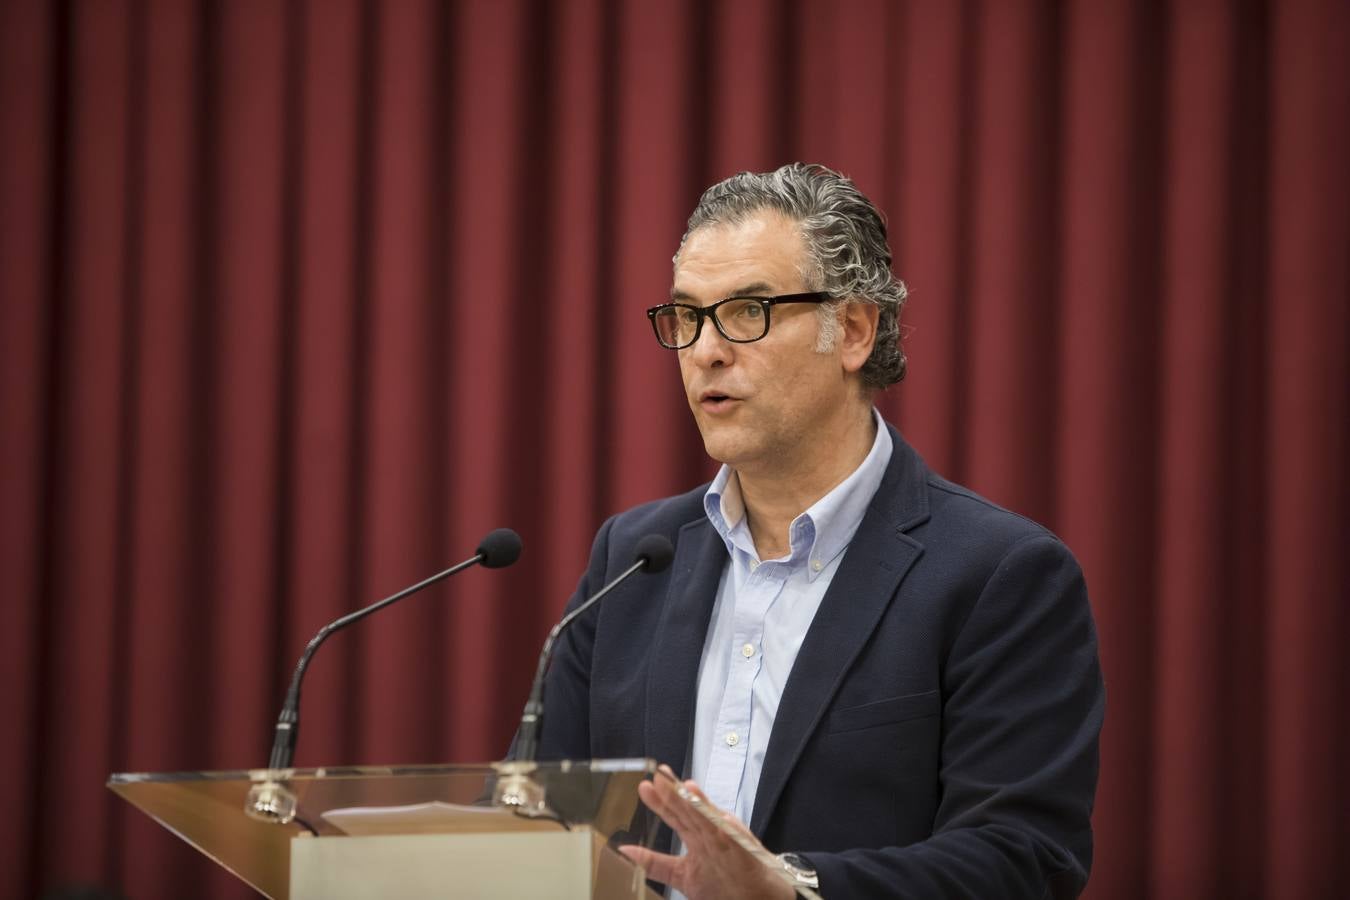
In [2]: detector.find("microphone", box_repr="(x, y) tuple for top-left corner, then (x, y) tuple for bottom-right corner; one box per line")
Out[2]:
(265, 527), (523, 772)
(513, 534), (675, 763)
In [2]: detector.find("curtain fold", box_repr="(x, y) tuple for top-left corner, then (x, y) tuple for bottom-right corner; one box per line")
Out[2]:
(1, 2), (1345, 898)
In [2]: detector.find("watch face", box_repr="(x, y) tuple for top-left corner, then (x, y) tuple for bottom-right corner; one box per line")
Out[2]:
(778, 853), (819, 887)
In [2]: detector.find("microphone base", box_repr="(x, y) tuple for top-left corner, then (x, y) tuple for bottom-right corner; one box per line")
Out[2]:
(245, 778), (299, 824)
(491, 760), (547, 815)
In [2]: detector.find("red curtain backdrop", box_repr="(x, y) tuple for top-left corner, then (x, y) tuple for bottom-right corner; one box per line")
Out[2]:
(2, 1), (1346, 898)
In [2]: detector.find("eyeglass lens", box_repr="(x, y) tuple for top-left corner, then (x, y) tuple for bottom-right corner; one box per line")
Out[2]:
(652, 298), (768, 348)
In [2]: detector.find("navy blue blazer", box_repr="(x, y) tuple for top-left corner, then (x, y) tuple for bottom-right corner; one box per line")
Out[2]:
(536, 425), (1104, 898)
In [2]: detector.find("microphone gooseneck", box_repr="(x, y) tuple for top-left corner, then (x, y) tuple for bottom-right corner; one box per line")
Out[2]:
(514, 534), (675, 763)
(265, 528), (523, 771)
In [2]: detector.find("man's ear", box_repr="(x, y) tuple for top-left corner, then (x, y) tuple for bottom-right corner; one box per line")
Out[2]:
(839, 300), (880, 374)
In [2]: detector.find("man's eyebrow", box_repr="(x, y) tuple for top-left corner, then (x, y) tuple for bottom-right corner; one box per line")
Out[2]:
(669, 282), (777, 303)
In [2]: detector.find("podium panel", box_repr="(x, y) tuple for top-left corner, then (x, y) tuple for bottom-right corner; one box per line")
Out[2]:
(290, 830), (652, 900)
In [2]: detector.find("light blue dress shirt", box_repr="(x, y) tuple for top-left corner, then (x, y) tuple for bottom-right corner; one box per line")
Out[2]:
(688, 410), (893, 825)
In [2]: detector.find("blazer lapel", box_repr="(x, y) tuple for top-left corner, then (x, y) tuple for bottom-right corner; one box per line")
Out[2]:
(645, 517), (727, 777)
(749, 431), (931, 835)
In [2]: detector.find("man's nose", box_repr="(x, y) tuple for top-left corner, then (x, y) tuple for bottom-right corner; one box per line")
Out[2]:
(686, 317), (733, 367)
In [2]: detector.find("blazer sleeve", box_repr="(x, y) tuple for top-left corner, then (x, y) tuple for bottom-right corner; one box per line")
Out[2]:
(805, 533), (1105, 899)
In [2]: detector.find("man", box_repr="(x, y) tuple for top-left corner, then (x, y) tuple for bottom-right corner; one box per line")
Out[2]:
(534, 163), (1104, 898)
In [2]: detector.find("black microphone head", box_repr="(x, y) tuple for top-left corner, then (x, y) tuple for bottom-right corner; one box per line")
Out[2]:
(634, 534), (675, 573)
(477, 528), (523, 568)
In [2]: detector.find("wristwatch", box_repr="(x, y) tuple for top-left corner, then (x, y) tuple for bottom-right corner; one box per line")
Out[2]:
(776, 852), (820, 893)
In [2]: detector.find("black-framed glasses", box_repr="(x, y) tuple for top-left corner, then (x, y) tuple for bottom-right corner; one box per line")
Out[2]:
(646, 292), (829, 349)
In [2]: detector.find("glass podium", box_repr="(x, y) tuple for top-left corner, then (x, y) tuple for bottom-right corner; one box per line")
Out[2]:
(108, 759), (662, 899)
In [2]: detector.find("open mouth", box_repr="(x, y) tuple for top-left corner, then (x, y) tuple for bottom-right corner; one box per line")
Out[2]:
(699, 392), (737, 412)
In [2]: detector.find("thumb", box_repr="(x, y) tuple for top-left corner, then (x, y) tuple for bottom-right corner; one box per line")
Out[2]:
(619, 844), (682, 887)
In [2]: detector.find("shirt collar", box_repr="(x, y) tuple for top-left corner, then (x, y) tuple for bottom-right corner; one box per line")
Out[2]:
(703, 464), (752, 560)
(702, 409), (893, 581)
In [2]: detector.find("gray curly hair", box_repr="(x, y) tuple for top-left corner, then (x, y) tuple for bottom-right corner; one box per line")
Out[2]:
(677, 162), (907, 389)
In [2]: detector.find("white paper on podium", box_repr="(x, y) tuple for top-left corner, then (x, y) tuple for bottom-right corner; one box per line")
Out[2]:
(322, 801), (562, 836)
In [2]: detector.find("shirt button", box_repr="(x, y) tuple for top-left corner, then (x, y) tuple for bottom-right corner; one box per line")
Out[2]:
(741, 643), (755, 658)
(725, 732), (739, 747)
(811, 559), (823, 572)
(750, 560), (760, 571)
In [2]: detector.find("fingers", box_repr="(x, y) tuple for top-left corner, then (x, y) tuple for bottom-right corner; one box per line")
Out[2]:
(644, 767), (764, 868)
(644, 769), (727, 857)
(629, 769), (788, 899)
(618, 844), (681, 885)
(718, 806), (758, 840)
